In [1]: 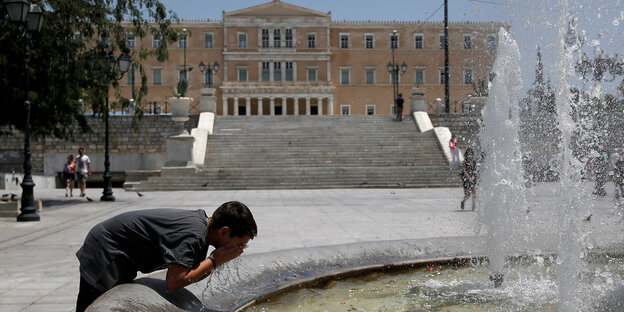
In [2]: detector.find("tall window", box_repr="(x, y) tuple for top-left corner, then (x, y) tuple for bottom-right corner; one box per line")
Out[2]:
(238, 68), (248, 81)
(487, 35), (496, 50)
(415, 69), (424, 85)
(341, 105), (350, 115)
(273, 29), (281, 48)
(178, 34), (187, 48)
(439, 35), (445, 49)
(307, 68), (317, 81)
(439, 69), (446, 84)
(366, 105), (376, 115)
(285, 29), (293, 48)
(307, 34), (316, 48)
(464, 69), (473, 85)
(340, 34), (349, 49)
(262, 62), (270, 81)
(152, 69), (162, 85)
(365, 69), (375, 84)
(262, 29), (270, 48)
(365, 34), (374, 49)
(238, 33), (247, 48)
(152, 34), (161, 48)
(274, 62), (282, 81)
(127, 33), (135, 48)
(390, 34), (398, 49)
(463, 35), (472, 49)
(285, 62), (293, 81)
(414, 34), (423, 49)
(204, 33), (213, 48)
(340, 69), (350, 84)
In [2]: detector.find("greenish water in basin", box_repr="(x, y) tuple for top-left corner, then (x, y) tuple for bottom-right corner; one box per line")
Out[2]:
(247, 258), (624, 311)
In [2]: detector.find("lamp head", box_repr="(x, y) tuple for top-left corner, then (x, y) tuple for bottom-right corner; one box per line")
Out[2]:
(27, 4), (43, 32)
(117, 53), (132, 74)
(4, 0), (28, 23)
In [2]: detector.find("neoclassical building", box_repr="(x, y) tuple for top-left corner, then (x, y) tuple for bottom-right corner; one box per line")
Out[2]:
(121, 0), (505, 116)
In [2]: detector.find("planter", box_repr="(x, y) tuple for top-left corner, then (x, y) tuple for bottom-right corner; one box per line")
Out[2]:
(167, 97), (191, 122)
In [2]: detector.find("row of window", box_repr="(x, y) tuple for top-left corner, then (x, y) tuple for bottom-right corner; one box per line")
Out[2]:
(136, 64), (473, 85)
(127, 31), (496, 51)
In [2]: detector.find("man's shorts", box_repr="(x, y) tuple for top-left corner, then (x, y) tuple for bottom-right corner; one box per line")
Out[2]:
(77, 172), (88, 184)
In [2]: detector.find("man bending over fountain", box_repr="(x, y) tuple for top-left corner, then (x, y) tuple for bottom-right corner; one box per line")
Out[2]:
(75, 201), (257, 312)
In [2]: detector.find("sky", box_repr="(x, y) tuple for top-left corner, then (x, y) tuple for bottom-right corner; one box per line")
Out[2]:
(158, 0), (624, 94)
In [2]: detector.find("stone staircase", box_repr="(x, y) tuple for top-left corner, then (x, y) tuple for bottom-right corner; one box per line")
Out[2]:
(128, 115), (461, 190)
(430, 114), (482, 150)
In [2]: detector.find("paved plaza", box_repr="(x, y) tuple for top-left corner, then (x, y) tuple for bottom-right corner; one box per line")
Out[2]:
(0, 184), (623, 312)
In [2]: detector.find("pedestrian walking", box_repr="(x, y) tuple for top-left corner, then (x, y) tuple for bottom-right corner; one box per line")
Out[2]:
(75, 201), (257, 312)
(614, 153), (624, 204)
(396, 93), (404, 121)
(63, 154), (75, 197)
(74, 148), (91, 197)
(461, 148), (477, 210)
(450, 134), (460, 169)
(593, 154), (608, 197)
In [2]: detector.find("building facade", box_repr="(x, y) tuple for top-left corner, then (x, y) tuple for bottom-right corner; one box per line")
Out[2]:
(121, 0), (505, 116)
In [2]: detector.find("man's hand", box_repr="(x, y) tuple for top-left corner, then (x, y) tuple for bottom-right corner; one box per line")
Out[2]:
(211, 244), (245, 267)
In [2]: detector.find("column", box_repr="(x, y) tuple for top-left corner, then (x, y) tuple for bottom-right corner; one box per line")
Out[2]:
(317, 97), (323, 115)
(305, 97), (311, 115)
(245, 97), (251, 116)
(328, 97), (334, 115)
(222, 96), (228, 115)
(258, 97), (263, 115)
(294, 97), (299, 115)
(282, 97), (287, 115)
(233, 97), (239, 116)
(270, 97), (275, 116)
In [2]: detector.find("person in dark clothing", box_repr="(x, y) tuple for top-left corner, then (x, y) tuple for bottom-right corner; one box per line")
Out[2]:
(461, 148), (477, 210)
(593, 155), (608, 196)
(614, 153), (624, 203)
(75, 201), (257, 312)
(396, 93), (405, 121)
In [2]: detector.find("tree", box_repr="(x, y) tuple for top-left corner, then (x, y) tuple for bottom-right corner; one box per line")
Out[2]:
(0, 0), (179, 138)
(570, 49), (624, 158)
(519, 47), (561, 181)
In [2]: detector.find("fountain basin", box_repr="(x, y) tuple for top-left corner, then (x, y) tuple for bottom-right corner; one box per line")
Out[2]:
(86, 236), (624, 311)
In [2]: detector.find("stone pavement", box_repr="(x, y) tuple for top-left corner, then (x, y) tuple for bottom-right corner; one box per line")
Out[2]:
(0, 184), (622, 312)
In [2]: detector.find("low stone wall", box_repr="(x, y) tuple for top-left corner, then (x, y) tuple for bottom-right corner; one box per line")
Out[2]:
(0, 115), (197, 175)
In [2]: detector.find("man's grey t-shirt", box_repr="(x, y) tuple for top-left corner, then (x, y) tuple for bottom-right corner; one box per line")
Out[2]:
(76, 209), (209, 291)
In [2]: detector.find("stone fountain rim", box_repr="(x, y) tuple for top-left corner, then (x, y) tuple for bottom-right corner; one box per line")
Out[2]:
(87, 236), (624, 312)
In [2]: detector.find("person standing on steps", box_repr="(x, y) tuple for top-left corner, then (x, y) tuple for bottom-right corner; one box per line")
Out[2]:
(461, 148), (477, 210)
(395, 93), (404, 121)
(74, 148), (91, 197)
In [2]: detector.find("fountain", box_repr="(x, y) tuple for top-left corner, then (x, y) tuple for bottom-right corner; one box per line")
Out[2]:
(87, 1), (624, 311)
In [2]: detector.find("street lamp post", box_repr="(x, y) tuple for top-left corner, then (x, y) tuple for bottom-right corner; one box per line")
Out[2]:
(4, 0), (44, 222)
(100, 52), (131, 202)
(181, 28), (192, 84)
(387, 30), (407, 117)
(198, 61), (220, 87)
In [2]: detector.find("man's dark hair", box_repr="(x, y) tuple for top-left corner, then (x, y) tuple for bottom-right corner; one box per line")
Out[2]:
(211, 201), (257, 239)
(78, 147), (84, 153)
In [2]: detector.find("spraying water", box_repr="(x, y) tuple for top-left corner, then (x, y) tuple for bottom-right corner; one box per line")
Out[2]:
(478, 27), (527, 286)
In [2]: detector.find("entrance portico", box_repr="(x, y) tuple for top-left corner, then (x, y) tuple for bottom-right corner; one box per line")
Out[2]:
(221, 82), (335, 116)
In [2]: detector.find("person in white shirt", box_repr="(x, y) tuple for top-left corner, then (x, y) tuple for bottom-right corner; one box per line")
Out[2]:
(74, 148), (91, 197)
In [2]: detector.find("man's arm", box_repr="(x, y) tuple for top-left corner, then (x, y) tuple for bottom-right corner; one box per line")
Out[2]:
(165, 245), (244, 290)
(87, 161), (91, 176)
